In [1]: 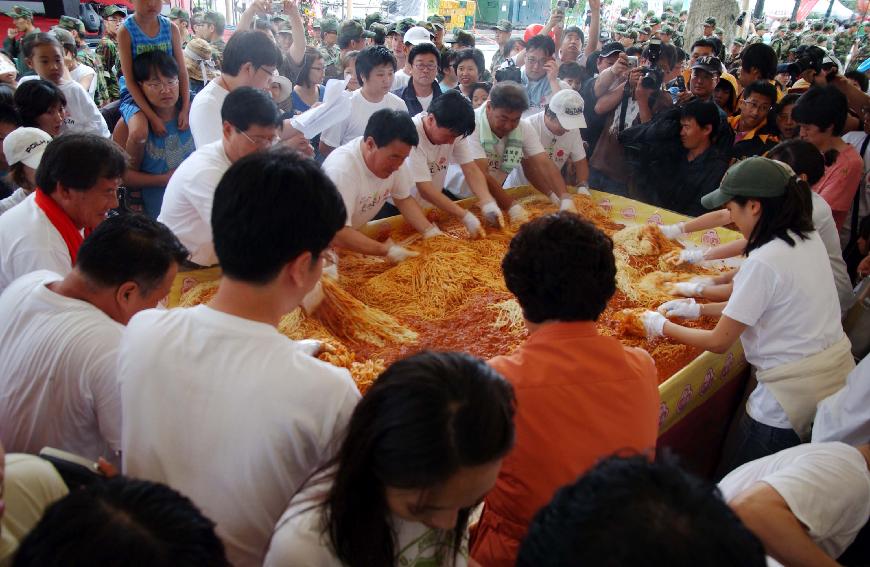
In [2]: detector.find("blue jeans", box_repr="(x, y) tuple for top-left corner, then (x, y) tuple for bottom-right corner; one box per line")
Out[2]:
(589, 167), (629, 196)
(716, 410), (801, 479)
(141, 187), (166, 220)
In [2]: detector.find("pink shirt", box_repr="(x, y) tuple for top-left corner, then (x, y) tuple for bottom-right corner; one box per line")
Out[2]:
(814, 145), (863, 229)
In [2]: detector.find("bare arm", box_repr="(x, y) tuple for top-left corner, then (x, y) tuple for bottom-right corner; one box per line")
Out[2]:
(595, 83), (626, 114)
(574, 158), (589, 185)
(236, 0), (266, 32)
(663, 311), (745, 354)
(334, 226), (389, 256)
(417, 180), (467, 219)
(118, 26), (161, 129)
(683, 209), (732, 232)
(461, 160), (496, 205)
(112, 118), (174, 187)
(475, 158), (514, 209)
(729, 483), (841, 567)
(704, 239), (747, 261)
(525, 153), (568, 198)
(318, 140), (335, 157)
(585, 0), (600, 56)
(286, 0), (306, 66)
(394, 195), (435, 234)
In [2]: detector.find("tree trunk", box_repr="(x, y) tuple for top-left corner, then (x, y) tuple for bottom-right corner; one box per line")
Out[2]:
(685, 0), (741, 51)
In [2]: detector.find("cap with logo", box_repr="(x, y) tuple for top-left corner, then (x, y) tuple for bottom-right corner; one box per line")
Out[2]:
(495, 19), (512, 32)
(4, 6), (33, 19)
(57, 15), (85, 34)
(168, 7), (189, 22)
(339, 19), (374, 40)
(51, 27), (76, 49)
(3, 127), (52, 170)
(691, 55), (722, 75)
(600, 41), (625, 57)
(701, 157), (794, 209)
(103, 5), (127, 18)
(703, 17), (716, 27)
(548, 88), (586, 130)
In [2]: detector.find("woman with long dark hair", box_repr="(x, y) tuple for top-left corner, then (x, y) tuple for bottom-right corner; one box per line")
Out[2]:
(644, 157), (853, 474)
(291, 47), (326, 115)
(264, 351), (516, 567)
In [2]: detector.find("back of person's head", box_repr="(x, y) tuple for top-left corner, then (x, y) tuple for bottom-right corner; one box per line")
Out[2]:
(220, 86), (280, 131)
(452, 47), (485, 74)
(76, 214), (188, 293)
(844, 70), (869, 93)
(221, 31), (280, 76)
(203, 10), (225, 35)
(526, 34), (556, 56)
(0, 84), (15, 107)
(364, 108), (418, 147)
(517, 454), (767, 567)
(680, 99), (719, 139)
(132, 49), (179, 83)
(355, 45), (396, 84)
(767, 139), (825, 186)
(741, 43), (777, 79)
(428, 90), (475, 137)
(407, 41), (440, 67)
(503, 38), (524, 58)
(791, 85), (848, 137)
(502, 212), (616, 323)
(326, 350), (516, 567)
(36, 133), (125, 194)
(775, 92), (799, 112)
(211, 147), (346, 284)
(13, 476), (229, 567)
(557, 60), (585, 81)
(742, 80), (777, 104)
(488, 81), (529, 112)
(21, 32), (61, 58)
(14, 79), (66, 129)
(0, 102), (20, 127)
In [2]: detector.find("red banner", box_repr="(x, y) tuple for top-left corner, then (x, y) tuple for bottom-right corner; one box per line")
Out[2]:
(796, 0), (821, 21)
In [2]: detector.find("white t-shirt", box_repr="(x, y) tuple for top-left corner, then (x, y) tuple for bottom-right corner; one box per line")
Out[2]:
(841, 131), (870, 247)
(813, 354), (870, 446)
(119, 305), (360, 567)
(322, 137), (413, 228)
(392, 68), (411, 91)
(70, 63), (97, 99)
(320, 89), (407, 149)
(264, 472), (469, 567)
(189, 78), (229, 148)
(505, 110), (586, 188)
(723, 231), (844, 428)
(0, 187), (28, 216)
(810, 192), (853, 314)
(719, 442), (870, 560)
(444, 106), (545, 198)
(17, 76), (110, 138)
(0, 193), (73, 294)
(157, 140), (232, 266)
(407, 113), (475, 197)
(0, 271), (123, 464)
(417, 92), (434, 111)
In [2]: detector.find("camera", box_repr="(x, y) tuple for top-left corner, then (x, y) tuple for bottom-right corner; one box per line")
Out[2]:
(495, 60), (522, 83)
(736, 11), (746, 27)
(787, 45), (825, 78)
(639, 38), (664, 90)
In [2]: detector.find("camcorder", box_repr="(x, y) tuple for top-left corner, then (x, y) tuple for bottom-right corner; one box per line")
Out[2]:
(787, 45), (825, 79)
(495, 59), (522, 83)
(639, 38), (665, 90)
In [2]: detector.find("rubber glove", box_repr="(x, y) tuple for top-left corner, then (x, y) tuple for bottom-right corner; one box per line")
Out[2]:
(658, 298), (701, 320)
(423, 224), (444, 239)
(481, 201), (505, 228)
(386, 244), (419, 263)
(560, 196), (577, 213)
(508, 203), (529, 224)
(576, 183), (591, 196)
(462, 211), (485, 238)
(659, 222), (686, 240)
(641, 310), (667, 339)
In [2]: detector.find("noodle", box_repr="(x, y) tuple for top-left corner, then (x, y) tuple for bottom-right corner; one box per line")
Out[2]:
(613, 224), (680, 256)
(488, 298), (526, 337)
(178, 280), (220, 307)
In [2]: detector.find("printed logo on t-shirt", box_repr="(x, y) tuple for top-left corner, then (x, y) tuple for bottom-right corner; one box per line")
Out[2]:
(359, 189), (389, 215)
(428, 157), (449, 176)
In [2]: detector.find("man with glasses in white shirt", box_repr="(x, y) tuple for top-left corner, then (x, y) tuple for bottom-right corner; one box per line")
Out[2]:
(159, 87), (282, 268)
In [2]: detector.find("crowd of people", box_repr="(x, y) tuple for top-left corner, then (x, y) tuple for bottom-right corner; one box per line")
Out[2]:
(0, 0), (868, 565)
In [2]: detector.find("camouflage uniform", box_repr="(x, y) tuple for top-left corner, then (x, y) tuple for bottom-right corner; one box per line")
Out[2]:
(833, 30), (855, 63)
(2, 7), (40, 77)
(490, 20), (512, 75)
(58, 16), (110, 107)
(96, 35), (120, 101)
(318, 28), (342, 82)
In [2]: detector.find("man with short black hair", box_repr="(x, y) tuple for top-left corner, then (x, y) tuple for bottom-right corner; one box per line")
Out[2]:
(559, 25), (584, 66)
(472, 213), (660, 567)
(0, 215), (187, 466)
(516, 454), (767, 567)
(392, 40), (441, 114)
(445, 81), (576, 221)
(323, 109), (435, 261)
(0, 133), (125, 293)
(729, 80), (779, 160)
(739, 43), (778, 89)
(320, 45), (407, 156)
(522, 34), (566, 116)
(121, 148), (360, 567)
(161, 87), (281, 268)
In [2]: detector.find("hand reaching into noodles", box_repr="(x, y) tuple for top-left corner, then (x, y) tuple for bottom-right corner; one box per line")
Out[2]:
(294, 339), (333, 357)
(559, 197), (578, 213)
(662, 248), (706, 267)
(575, 183), (591, 196)
(423, 224), (445, 239)
(508, 203), (529, 224)
(480, 201), (505, 228)
(659, 222), (686, 240)
(667, 276), (714, 297)
(641, 311), (667, 339)
(461, 212), (486, 238)
(386, 242), (420, 263)
(658, 298), (701, 320)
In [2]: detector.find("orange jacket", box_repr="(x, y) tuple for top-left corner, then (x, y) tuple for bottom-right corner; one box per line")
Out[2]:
(470, 321), (660, 567)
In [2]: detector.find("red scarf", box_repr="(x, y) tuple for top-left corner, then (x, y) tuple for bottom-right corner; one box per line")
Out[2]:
(34, 189), (91, 265)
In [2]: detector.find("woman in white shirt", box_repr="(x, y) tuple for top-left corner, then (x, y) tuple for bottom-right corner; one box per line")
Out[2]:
(0, 127), (51, 216)
(643, 157), (852, 475)
(264, 351), (516, 567)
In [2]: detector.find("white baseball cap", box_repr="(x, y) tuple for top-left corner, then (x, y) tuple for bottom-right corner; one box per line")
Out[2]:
(404, 26), (433, 46)
(548, 88), (586, 130)
(3, 127), (52, 169)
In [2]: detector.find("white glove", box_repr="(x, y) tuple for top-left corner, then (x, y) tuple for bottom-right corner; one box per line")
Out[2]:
(670, 281), (704, 297)
(549, 191), (561, 206)
(659, 222), (686, 240)
(658, 298), (701, 320)
(641, 310), (667, 339)
(679, 248), (706, 264)
(295, 339), (324, 357)
(508, 203), (529, 224)
(386, 244), (419, 263)
(559, 197), (577, 213)
(575, 183), (591, 196)
(461, 211), (485, 238)
(301, 280), (324, 314)
(422, 224), (444, 239)
(480, 201), (505, 228)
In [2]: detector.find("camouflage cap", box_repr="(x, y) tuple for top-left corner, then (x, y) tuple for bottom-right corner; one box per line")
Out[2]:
(419, 21), (435, 33)
(427, 14), (446, 29)
(495, 19), (512, 32)
(339, 19), (375, 40)
(57, 15), (85, 34)
(659, 25), (673, 34)
(453, 29), (474, 44)
(365, 11), (383, 29)
(733, 37), (746, 45)
(396, 17), (417, 35)
(614, 23), (627, 33)
(272, 14), (290, 23)
(103, 5), (127, 18)
(385, 22), (398, 35)
(625, 30), (638, 40)
(639, 25), (651, 35)
(168, 7), (189, 22)
(321, 18), (338, 33)
(647, 16), (660, 24)
(788, 21), (799, 30)
(703, 17), (716, 26)
(822, 23), (834, 31)
(4, 5), (33, 19)
(755, 21), (767, 30)
(51, 27), (76, 49)
(714, 27), (724, 35)
(811, 21), (823, 30)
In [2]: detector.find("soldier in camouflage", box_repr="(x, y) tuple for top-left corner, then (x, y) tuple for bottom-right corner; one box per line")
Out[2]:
(57, 16), (109, 107)
(746, 21), (765, 46)
(847, 40), (869, 72)
(833, 22), (856, 63)
(318, 18), (341, 81)
(98, 5), (124, 102)
(725, 37), (745, 68)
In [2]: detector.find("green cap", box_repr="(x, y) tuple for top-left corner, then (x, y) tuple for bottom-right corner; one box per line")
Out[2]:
(339, 19), (374, 40)
(427, 14), (446, 29)
(168, 7), (189, 22)
(614, 23), (627, 33)
(647, 16), (660, 24)
(453, 29), (474, 44)
(370, 22), (387, 35)
(321, 18), (338, 33)
(822, 23), (834, 31)
(733, 37), (746, 45)
(704, 16), (716, 26)
(57, 15), (85, 34)
(639, 25), (651, 35)
(365, 11), (383, 29)
(103, 5), (126, 18)
(396, 17), (417, 35)
(755, 21), (767, 30)
(271, 13), (289, 23)
(495, 19), (512, 32)
(5, 5), (33, 19)
(51, 27), (76, 49)
(659, 25), (673, 34)
(385, 22), (398, 35)
(625, 30), (637, 40)
(788, 21), (799, 30)
(702, 157), (793, 209)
